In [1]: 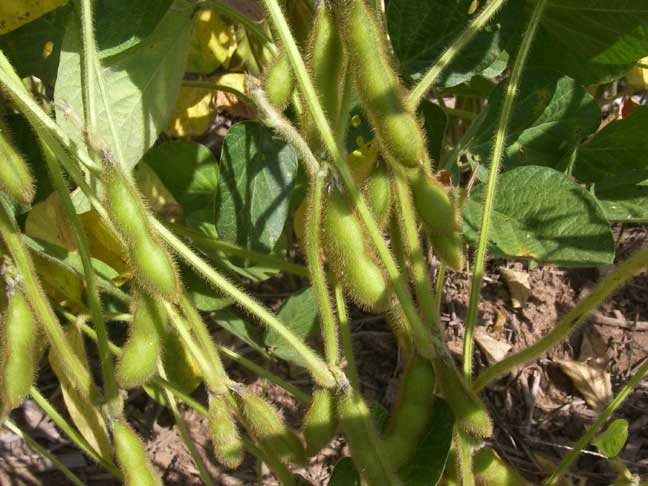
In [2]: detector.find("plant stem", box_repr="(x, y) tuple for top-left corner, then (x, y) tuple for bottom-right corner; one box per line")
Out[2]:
(335, 281), (359, 390)
(154, 220), (336, 388)
(407, 0), (510, 109)
(4, 420), (87, 486)
(29, 387), (121, 478)
(43, 142), (120, 415)
(77, 0), (98, 134)
(545, 358), (648, 485)
(0, 197), (99, 400)
(182, 80), (256, 107)
(434, 263), (446, 318)
(463, 0), (547, 381)
(473, 245), (648, 391)
(306, 169), (340, 366)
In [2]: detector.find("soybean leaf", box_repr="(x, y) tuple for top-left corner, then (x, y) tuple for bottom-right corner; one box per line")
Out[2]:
(596, 181), (648, 223)
(528, 0), (648, 84)
(179, 262), (234, 312)
(0, 3), (70, 87)
(142, 140), (219, 219)
(463, 69), (600, 171)
(264, 287), (319, 366)
(574, 107), (648, 186)
(0, 0), (67, 35)
(463, 166), (615, 266)
(593, 419), (629, 459)
(54, 0), (194, 171)
(94, 0), (173, 59)
(387, 0), (523, 87)
(216, 121), (298, 253)
(421, 99), (448, 163)
(210, 310), (269, 358)
(399, 399), (454, 485)
(329, 458), (361, 486)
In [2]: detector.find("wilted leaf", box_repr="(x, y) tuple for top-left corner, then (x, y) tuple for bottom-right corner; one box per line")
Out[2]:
(167, 86), (215, 138)
(0, 0), (66, 35)
(475, 330), (512, 365)
(500, 267), (531, 309)
(558, 359), (612, 411)
(593, 419), (629, 458)
(187, 8), (238, 74)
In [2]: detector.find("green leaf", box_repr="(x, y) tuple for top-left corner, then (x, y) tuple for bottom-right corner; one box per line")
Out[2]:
(463, 69), (600, 171)
(54, 0), (194, 170)
(463, 166), (615, 266)
(216, 121), (298, 253)
(94, 0), (173, 59)
(387, 0), (523, 87)
(210, 310), (269, 358)
(596, 181), (648, 223)
(264, 287), (319, 367)
(574, 107), (648, 186)
(329, 458), (361, 486)
(528, 0), (648, 84)
(179, 262), (234, 312)
(420, 99), (448, 163)
(142, 140), (219, 219)
(593, 419), (629, 458)
(399, 399), (454, 486)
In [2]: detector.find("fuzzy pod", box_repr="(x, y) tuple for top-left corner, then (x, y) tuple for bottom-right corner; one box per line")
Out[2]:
(323, 191), (392, 313)
(364, 159), (393, 229)
(116, 293), (165, 389)
(0, 290), (37, 413)
(0, 117), (34, 204)
(429, 233), (464, 271)
(409, 168), (457, 237)
(383, 354), (436, 468)
(474, 447), (528, 485)
(236, 390), (307, 466)
(112, 420), (161, 486)
(302, 388), (337, 456)
(336, 389), (402, 486)
(436, 360), (492, 438)
(304, 1), (347, 148)
(209, 395), (244, 469)
(104, 166), (151, 243)
(340, 0), (426, 168)
(264, 51), (295, 111)
(161, 330), (202, 395)
(130, 235), (179, 299)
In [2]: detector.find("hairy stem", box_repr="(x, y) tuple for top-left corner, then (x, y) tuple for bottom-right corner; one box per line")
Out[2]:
(407, 0), (510, 109)
(335, 280), (360, 390)
(474, 246), (648, 391)
(463, 0), (547, 381)
(545, 358), (648, 485)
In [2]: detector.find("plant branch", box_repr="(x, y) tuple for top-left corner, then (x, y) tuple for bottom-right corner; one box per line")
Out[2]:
(545, 358), (648, 485)
(334, 280), (359, 390)
(407, 0), (510, 109)
(473, 246), (648, 391)
(463, 0), (547, 381)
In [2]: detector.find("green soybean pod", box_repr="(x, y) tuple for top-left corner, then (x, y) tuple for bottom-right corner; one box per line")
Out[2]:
(264, 51), (295, 111)
(0, 290), (37, 413)
(302, 388), (337, 456)
(208, 395), (244, 469)
(0, 117), (34, 204)
(474, 447), (528, 485)
(237, 390), (307, 466)
(436, 360), (492, 438)
(383, 354), (436, 468)
(130, 235), (179, 299)
(103, 166), (150, 243)
(116, 293), (165, 389)
(304, 2), (347, 148)
(337, 389), (402, 486)
(409, 168), (457, 237)
(340, 0), (426, 167)
(323, 191), (392, 313)
(429, 233), (464, 271)
(364, 159), (393, 229)
(112, 419), (161, 486)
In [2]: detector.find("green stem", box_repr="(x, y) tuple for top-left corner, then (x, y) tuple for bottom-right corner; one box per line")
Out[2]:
(306, 169), (340, 366)
(43, 142), (120, 414)
(455, 431), (475, 486)
(335, 280), (359, 390)
(4, 420), (87, 486)
(29, 388), (121, 479)
(0, 197), (99, 400)
(77, 0), (98, 133)
(463, 0), (547, 381)
(181, 79), (255, 107)
(154, 220), (335, 388)
(407, 0), (510, 109)
(434, 263), (446, 318)
(545, 358), (648, 485)
(473, 245), (648, 391)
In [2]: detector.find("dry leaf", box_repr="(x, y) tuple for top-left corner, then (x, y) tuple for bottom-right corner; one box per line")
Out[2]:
(558, 359), (612, 411)
(475, 330), (512, 365)
(500, 267), (531, 308)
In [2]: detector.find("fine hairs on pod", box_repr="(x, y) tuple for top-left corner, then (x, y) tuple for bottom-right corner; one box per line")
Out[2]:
(112, 419), (162, 486)
(0, 116), (35, 204)
(302, 388), (337, 456)
(208, 394), (244, 469)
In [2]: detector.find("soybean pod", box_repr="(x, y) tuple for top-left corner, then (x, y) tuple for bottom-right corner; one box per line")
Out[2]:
(474, 447), (528, 485)
(0, 117), (34, 204)
(112, 419), (162, 486)
(208, 394), (244, 469)
(264, 51), (295, 111)
(302, 388), (337, 456)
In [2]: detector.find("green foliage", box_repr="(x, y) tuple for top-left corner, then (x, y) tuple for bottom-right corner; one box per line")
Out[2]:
(593, 419), (629, 459)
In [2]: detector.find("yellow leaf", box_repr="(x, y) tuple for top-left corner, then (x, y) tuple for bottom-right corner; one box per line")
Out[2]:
(213, 72), (252, 117)
(187, 8), (238, 74)
(167, 86), (215, 137)
(0, 0), (67, 35)
(626, 56), (648, 90)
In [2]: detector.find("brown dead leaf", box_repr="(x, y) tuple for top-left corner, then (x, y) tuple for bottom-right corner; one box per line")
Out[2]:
(558, 359), (612, 411)
(500, 267), (531, 308)
(475, 329), (512, 365)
